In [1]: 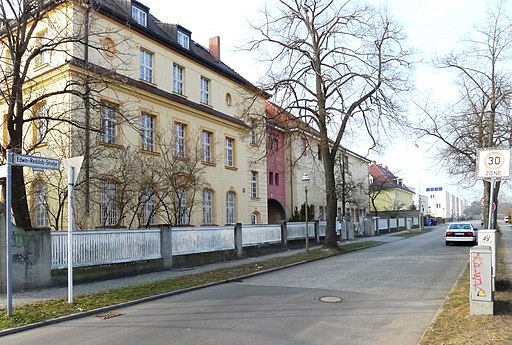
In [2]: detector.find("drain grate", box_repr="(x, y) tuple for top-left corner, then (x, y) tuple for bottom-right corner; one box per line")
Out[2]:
(316, 296), (343, 303)
(95, 311), (124, 320)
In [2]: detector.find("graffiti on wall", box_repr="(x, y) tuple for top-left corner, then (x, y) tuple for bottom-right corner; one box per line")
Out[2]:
(10, 231), (33, 266)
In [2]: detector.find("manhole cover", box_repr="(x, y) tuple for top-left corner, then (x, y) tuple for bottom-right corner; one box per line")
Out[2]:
(317, 296), (343, 303)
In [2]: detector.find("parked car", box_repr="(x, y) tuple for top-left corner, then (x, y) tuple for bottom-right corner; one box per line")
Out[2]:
(445, 222), (478, 246)
(505, 216), (510, 223)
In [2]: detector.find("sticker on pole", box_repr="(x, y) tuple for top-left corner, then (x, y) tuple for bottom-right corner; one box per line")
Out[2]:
(477, 148), (511, 180)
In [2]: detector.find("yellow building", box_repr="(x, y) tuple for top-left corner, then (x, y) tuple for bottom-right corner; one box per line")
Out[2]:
(368, 161), (415, 213)
(0, 0), (268, 229)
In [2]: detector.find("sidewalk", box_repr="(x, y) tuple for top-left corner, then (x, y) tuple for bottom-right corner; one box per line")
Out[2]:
(0, 232), (405, 309)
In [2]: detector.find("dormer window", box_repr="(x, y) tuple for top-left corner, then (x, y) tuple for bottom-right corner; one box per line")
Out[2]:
(132, 4), (147, 27)
(177, 30), (190, 49)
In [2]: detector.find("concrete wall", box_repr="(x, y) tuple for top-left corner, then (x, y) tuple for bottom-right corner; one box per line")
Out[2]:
(0, 221), (51, 292)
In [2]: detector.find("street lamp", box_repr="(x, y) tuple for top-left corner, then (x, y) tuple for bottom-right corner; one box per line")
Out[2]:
(302, 173), (311, 252)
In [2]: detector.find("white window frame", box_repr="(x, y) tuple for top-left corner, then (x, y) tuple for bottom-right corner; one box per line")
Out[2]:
(202, 130), (212, 163)
(173, 64), (184, 94)
(177, 30), (190, 49)
(35, 30), (49, 67)
(36, 104), (49, 143)
(177, 187), (189, 225)
(175, 122), (186, 158)
(203, 189), (213, 224)
(100, 180), (118, 227)
(131, 5), (147, 27)
(226, 137), (234, 167)
(141, 187), (156, 225)
(226, 192), (235, 224)
(141, 113), (155, 151)
(140, 49), (153, 83)
(200, 76), (210, 104)
(34, 181), (48, 228)
(250, 171), (258, 198)
(100, 104), (117, 144)
(251, 213), (258, 225)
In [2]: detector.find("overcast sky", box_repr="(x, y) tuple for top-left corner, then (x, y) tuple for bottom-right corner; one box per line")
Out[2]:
(141, 0), (506, 202)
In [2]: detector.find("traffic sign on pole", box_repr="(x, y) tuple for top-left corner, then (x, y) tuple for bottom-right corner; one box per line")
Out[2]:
(477, 148), (511, 180)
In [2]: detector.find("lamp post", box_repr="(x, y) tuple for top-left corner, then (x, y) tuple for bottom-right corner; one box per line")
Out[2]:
(302, 173), (311, 252)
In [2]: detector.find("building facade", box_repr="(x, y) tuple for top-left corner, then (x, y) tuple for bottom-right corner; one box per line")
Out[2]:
(369, 162), (415, 213)
(0, 0), (268, 229)
(266, 103), (370, 224)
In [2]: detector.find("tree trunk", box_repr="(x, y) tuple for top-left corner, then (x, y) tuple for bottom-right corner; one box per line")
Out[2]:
(482, 179), (501, 229)
(11, 165), (31, 227)
(323, 151), (338, 248)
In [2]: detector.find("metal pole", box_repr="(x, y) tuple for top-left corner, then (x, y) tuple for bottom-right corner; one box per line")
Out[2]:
(488, 178), (495, 230)
(5, 150), (12, 317)
(305, 185), (309, 252)
(67, 166), (74, 304)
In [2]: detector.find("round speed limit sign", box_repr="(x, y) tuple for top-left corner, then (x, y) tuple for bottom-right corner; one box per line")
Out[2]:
(477, 148), (511, 179)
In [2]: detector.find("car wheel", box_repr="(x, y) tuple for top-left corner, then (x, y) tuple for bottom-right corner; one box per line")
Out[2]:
(445, 241), (450, 246)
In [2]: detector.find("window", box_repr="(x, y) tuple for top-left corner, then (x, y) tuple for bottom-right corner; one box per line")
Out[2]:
(4, 48), (12, 76)
(173, 64), (184, 94)
(268, 172), (274, 185)
(140, 49), (153, 83)
(226, 192), (235, 224)
(35, 104), (48, 143)
(35, 30), (48, 67)
(131, 5), (147, 27)
(100, 180), (118, 226)
(250, 171), (258, 198)
(177, 30), (190, 49)
(301, 138), (308, 156)
(319, 206), (325, 221)
(141, 113), (155, 151)
(225, 93), (232, 106)
(140, 187), (155, 225)
(203, 189), (213, 224)
(226, 137), (234, 167)
(317, 145), (322, 161)
(177, 187), (189, 225)
(175, 122), (186, 158)
(200, 76), (210, 104)
(251, 212), (259, 225)
(33, 181), (48, 228)
(275, 173), (279, 186)
(100, 104), (117, 144)
(202, 130), (212, 163)
(250, 124), (257, 145)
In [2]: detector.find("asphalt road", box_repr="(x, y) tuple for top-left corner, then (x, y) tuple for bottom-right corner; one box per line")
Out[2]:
(0, 225), (471, 345)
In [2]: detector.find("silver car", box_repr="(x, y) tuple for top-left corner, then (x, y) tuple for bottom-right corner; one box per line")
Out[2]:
(445, 223), (478, 246)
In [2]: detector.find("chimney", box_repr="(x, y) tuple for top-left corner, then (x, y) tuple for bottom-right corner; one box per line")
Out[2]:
(209, 36), (221, 61)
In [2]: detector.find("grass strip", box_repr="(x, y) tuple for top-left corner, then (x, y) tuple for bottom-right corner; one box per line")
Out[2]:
(0, 240), (380, 330)
(392, 228), (434, 238)
(420, 233), (512, 345)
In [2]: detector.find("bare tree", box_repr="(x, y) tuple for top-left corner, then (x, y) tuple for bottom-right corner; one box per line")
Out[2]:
(246, 0), (411, 248)
(0, 0), (131, 228)
(414, 1), (512, 229)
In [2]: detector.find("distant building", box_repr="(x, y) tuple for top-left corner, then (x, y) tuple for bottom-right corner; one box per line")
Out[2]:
(369, 162), (415, 213)
(425, 187), (463, 220)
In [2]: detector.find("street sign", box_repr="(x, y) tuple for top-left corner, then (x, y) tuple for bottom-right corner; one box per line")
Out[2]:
(13, 154), (60, 170)
(477, 148), (511, 180)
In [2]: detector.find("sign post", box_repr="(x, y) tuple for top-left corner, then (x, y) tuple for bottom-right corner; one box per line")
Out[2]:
(4, 152), (60, 317)
(62, 156), (84, 304)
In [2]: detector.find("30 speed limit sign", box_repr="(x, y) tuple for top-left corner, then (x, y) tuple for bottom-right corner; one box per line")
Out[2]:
(477, 148), (511, 180)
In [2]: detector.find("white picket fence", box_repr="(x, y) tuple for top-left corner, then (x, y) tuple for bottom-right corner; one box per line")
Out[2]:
(51, 229), (161, 269)
(171, 226), (235, 255)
